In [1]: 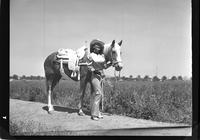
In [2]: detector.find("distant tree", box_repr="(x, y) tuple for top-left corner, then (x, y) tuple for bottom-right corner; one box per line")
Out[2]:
(161, 76), (167, 82)
(12, 74), (19, 80)
(21, 75), (26, 80)
(136, 75), (142, 81)
(129, 75), (133, 79)
(171, 76), (177, 80)
(122, 76), (129, 81)
(26, 76), (30, 80)
(152, 76), (160, 82)
(28, 75), (36, 80)
(36, 75), (42, 80)
(178, 76), (183, 80)
(143, 75), (151, 81)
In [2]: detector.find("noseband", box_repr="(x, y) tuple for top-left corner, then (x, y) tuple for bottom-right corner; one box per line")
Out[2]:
(109, 48), (121, 67)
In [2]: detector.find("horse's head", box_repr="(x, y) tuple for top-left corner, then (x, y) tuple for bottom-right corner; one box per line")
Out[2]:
(105, 40), (123, 71)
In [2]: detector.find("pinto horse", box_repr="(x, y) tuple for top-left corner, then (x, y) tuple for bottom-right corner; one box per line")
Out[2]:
(43, 40), (123, 115)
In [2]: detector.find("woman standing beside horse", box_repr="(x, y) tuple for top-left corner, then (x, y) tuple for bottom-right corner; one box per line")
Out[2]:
(87, 39), (113, 120)
(44, 39), (123, 120)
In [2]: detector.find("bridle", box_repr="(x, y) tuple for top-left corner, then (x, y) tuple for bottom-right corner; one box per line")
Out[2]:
(108, 45), (122, 79)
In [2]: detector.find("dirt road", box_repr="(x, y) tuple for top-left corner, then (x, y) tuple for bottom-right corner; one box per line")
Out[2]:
(9, 99), (191, 136)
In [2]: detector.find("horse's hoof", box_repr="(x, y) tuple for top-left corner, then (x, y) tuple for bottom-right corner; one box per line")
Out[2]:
(48, 107), (54, 114)
(48, 106), (54, 111)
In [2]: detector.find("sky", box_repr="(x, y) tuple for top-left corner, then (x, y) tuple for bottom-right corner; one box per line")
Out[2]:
(10, 0), (192, 78)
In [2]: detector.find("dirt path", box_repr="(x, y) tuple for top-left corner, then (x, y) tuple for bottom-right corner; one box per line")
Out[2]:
(9, 99), (191, 136)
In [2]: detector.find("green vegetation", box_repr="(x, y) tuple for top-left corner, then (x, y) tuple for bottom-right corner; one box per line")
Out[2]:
(10, 79), (192, 125)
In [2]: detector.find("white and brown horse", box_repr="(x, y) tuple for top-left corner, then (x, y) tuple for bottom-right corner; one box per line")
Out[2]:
(43, 40), (123, 115)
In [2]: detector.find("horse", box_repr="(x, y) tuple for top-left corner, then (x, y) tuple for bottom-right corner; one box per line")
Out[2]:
(43, 40), (123, 115)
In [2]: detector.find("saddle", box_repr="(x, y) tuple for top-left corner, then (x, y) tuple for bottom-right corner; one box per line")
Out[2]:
(56, 46), (87, 80)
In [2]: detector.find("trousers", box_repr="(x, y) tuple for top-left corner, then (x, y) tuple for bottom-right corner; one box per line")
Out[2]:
(90, 72), (103, 117)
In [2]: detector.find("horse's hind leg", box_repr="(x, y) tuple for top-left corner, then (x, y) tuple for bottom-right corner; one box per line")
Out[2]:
(46, 75), (61, 113)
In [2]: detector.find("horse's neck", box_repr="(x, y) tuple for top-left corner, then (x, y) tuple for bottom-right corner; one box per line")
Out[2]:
(103, 43), (112, 62)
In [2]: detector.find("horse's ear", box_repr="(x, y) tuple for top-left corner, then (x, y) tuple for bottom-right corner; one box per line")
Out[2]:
(118, 40), (123, 46)
(111, 40), (115, 47)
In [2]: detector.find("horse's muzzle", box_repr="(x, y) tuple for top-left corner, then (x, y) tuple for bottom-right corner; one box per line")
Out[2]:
(115, 62), (123, 71)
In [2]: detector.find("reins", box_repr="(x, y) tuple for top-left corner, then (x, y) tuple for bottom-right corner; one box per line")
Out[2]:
(113, 69), (121, 95)
(114, 69), (121, 80)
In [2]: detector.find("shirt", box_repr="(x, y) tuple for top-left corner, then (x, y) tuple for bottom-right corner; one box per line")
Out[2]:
(88, 53), (106, 71)
(90, 53), (105, 62)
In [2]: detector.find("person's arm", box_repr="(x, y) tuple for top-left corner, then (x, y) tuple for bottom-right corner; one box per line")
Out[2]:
(88, 53), (112, 70)
(90, 53), (105, 62)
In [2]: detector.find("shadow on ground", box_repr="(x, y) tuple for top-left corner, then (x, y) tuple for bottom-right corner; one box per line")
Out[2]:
(42, 106), (91, 116)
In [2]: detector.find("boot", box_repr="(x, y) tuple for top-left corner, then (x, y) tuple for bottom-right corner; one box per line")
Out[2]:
(91, 116), (99, 121)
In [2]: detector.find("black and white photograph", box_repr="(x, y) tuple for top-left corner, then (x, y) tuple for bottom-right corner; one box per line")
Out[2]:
(9, 0), (193, 136)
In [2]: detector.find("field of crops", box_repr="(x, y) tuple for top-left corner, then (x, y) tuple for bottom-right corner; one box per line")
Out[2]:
(9, 79), (192, 125)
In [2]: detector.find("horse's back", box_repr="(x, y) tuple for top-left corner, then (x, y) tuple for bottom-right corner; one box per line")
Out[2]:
(44, 52), (58, 65)
(44, 52), (60, 75)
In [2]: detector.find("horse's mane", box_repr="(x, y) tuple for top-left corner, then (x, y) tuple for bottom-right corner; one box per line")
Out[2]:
(103, 43), (112, 62)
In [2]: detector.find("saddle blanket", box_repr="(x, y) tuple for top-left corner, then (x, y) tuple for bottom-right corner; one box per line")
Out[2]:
(57, 48), (75, 59)
(57, 46), (86, 59)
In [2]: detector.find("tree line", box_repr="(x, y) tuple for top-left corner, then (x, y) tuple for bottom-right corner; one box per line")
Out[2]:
(10, 74), (191, 81)
(120, 75), (191, 81)
(10, 74), (45, 80)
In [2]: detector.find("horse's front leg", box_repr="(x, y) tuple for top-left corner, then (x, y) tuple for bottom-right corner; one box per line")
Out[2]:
(78, 80), (87, 116)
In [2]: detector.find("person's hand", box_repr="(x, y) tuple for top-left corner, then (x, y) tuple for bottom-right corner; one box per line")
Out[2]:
(103, 63), (107, 68)
(101, 72), (105, 78)
(88, 66), (95, 71)
(87, 54), (93, 61)
(104, 61), (112, 68)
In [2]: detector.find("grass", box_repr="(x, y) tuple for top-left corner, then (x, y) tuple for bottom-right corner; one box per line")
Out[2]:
(10, 120), (74, 135)
(10, 79), (192, 127)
